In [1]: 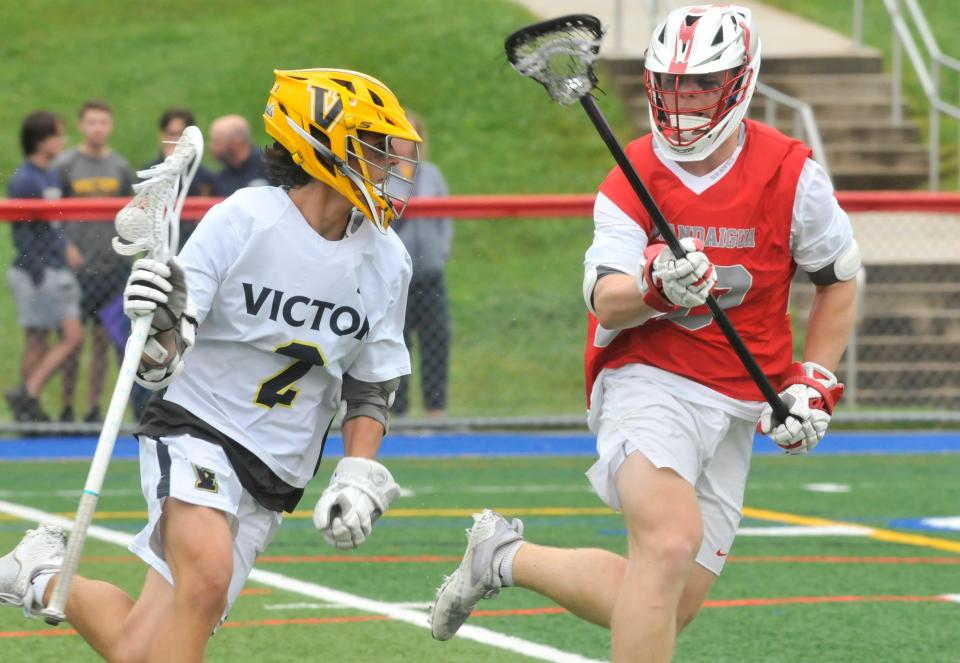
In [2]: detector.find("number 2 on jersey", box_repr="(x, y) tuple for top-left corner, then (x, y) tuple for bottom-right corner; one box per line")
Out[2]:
(255, 341), (326, 409)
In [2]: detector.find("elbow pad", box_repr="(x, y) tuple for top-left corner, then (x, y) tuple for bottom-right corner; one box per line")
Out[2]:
(342, 375), (401, 430)
(582, 266), (599, 316)
(807, 240), (862, 285)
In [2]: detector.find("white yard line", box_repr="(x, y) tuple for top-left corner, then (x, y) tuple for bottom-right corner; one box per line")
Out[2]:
(737, 525), (873, 537)
(0, 499), (604, 663)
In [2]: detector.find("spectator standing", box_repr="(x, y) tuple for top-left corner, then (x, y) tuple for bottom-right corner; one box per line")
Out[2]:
(141, 107), (215, 246)
(5, 111), (85, 422)
(209, 115), (271, 195)
(54, 100), (135, 423)
(390, 113), (453, 417)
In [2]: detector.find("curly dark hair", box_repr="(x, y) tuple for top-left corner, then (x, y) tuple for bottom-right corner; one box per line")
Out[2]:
(263, 142), (313, 189)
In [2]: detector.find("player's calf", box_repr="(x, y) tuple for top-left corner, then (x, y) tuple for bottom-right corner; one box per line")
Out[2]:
(0, 524), (66, 617)
(429, 510), (525, 641)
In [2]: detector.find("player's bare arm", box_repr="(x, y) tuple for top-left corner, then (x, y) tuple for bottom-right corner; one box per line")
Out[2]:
(590, 236), (717, 330)
(803, 277), (858, 371)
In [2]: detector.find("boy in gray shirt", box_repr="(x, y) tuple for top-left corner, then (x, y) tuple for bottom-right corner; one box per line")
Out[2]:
(54, 100), (134, 423)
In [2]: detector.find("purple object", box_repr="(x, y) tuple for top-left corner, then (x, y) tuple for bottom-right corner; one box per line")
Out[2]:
(98, 294), (130, 360)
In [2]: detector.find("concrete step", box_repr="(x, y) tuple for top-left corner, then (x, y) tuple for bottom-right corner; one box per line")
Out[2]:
(758, 73), (892, 98)
(853, 386), (960, 408)
(850, 363), (960, 393)
(612, 72), (894, 101)
(777, 119), (921, 144)
(622, 96), (906, 124)
(792, 283), (960, 311)
(607, 55), (885, 78)
(825, 143), (929, 170)
(855, 336), (960, 362)
(749, 97), (906, 123)
(865, 264), (960, 284)
(831, 167), (928, 191)
(861, 313), (960, 337)
(760, 56), (885, 76)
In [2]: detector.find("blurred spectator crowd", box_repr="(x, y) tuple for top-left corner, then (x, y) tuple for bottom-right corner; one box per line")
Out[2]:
(5, 102), (454, 425)
(5, 102), (273, 425)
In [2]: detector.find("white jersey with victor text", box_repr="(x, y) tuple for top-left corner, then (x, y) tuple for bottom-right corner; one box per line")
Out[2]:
(162, 186), (412, 487)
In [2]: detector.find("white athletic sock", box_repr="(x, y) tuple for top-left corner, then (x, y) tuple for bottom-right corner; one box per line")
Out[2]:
(495, 540), (525, 587)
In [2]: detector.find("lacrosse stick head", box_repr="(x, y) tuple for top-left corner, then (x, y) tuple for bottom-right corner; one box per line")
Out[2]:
(505, 14), (603, 106)
(114, 125), (204, 259)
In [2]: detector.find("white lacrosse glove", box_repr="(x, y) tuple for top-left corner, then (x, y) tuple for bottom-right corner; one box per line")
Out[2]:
(124, 257), (189, 334)
(758, 362), (845, 455)
(313, 457), (400, 550)
(638, 237), (717, 311)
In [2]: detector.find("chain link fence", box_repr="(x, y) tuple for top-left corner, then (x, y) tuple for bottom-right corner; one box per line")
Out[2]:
(2, 199), (959, 434)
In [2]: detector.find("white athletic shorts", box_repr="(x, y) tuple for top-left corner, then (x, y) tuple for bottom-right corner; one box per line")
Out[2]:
(129, 433), (283, 620)
(585, 366), (756, 575)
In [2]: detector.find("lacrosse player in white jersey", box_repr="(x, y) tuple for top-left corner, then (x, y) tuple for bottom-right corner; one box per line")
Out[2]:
(0, 68), (421, 661)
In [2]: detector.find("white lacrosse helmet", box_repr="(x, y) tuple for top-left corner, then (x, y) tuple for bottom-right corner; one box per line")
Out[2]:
(644, 4), (760, 161)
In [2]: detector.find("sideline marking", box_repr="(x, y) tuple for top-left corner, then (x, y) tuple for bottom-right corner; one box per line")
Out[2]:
(0, 500), (602, 663)
(743, 507), (960, 554)
(4, 595), (956, 639)
(76, 553), (960, 566)
(4, 504), (959, 554)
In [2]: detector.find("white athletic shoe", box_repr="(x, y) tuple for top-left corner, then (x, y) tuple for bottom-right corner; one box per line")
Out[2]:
(0, 524), (66, 615)
(429, 509), (524, 641)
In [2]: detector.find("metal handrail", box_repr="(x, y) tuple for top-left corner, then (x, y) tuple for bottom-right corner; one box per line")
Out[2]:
(882, 0), (960, 190)
(756, 82), (831, 176)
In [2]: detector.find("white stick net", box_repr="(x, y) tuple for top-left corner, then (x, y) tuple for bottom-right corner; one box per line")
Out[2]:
(113, 125), (203, 259)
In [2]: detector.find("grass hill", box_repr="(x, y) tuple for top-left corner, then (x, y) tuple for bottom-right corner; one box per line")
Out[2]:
(0, 0), (633, 419)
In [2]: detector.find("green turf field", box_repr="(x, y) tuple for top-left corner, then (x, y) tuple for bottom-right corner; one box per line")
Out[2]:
(1, 453), (958, 662)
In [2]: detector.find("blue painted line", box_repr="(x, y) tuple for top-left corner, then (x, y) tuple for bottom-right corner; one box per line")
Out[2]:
(0, 431), (958, 462)
(887, 518), (960, 533)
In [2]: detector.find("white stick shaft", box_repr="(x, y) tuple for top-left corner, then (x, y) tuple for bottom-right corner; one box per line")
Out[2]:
(43, 313), (153, 624)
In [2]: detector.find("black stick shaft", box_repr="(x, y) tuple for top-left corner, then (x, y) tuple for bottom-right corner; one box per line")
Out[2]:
(580, 95), (790, 422)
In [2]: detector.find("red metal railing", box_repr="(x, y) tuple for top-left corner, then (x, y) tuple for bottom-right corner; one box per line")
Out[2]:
(1, 191), (960, 221)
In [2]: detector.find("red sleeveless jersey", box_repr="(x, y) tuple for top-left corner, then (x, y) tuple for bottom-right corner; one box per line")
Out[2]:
(585, 120), (812, 403)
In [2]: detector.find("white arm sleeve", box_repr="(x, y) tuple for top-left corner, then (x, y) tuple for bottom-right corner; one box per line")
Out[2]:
(347, 251), (413, 383)
(791, 159), (855, 274)
(584, 193), (650, 275)
(177, 202), (247, 325)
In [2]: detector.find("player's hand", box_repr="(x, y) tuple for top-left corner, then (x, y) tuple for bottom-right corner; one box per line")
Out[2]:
(313, 457), (400, 550)
(759, 362), (845, 455)
(123, 257), (188, 333)
(638, 237), (717, 311)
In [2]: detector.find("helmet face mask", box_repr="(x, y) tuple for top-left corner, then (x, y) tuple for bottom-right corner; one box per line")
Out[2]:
(643, 5), (761, 162)
(646, 66), (754, 152)
(346, 132), (419, 222)
(264, 68), (422, 232)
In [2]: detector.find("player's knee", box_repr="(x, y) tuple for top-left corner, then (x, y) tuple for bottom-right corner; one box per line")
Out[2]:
(174, 555), (231, 619)
(179, 567), (230, 617)
(629, 525), (702, 578)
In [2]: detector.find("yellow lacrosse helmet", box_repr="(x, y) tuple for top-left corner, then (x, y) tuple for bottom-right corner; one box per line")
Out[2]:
(263, 68), (421, 232)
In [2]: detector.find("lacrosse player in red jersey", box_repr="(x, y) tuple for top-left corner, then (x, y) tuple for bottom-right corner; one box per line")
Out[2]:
(0, 68), (420, 661)
(431, 6), (859, 661)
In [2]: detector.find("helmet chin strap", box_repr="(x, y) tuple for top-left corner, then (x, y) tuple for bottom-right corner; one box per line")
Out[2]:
(284, 116), (389, 233)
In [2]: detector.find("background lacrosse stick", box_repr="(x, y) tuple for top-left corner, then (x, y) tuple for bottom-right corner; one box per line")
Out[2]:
(42, 126), (204, 625)
(505, 15), (790, 422)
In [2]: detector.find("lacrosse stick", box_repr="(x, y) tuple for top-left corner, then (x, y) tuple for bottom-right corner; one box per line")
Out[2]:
(505, 15), (790, 422)
(42, 126), (204, 625)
